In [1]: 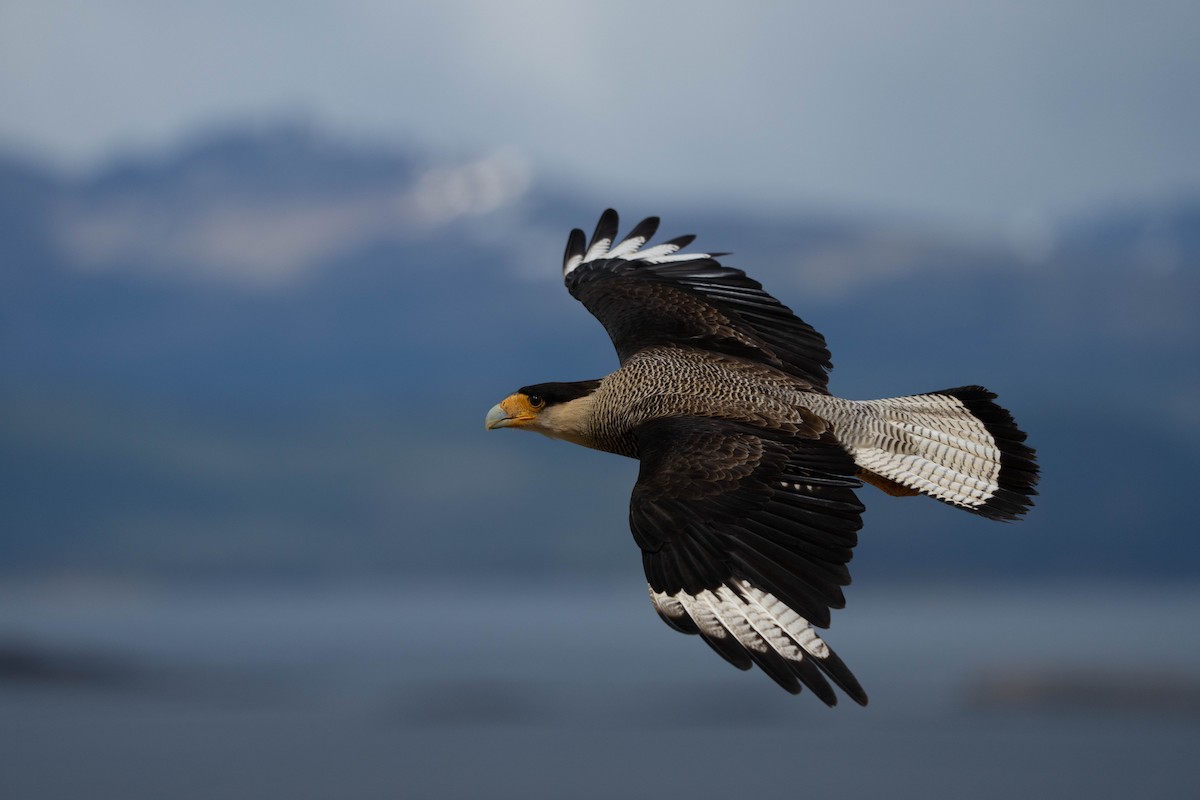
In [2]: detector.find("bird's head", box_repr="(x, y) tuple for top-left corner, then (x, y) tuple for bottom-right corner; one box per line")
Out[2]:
(485, 380), (602, 445)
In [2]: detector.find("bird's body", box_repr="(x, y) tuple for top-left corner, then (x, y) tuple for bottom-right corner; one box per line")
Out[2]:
(563, 345), (820, 457)
(486, 210), (1038, 706)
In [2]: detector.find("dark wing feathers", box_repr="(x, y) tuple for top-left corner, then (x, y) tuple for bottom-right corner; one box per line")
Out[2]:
(633, 418), (863, 626)
(662, 233), (696, 250)
(563, 227), (586, 270)
(564, 210), (833, 390)
(586, 207), (620, 258)
(609, 215), (660, 257)
(632, 416), (867, 704)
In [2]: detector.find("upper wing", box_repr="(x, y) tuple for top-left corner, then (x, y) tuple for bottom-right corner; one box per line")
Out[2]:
(563, 209), (834, 391)
(631, 415), (868, 706)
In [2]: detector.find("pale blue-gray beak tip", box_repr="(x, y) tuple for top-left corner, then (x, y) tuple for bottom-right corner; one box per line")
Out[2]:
(485, 403), (512, 430)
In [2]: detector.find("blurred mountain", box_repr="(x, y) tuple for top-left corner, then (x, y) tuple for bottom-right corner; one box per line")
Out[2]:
(1, 122), (1197, 583)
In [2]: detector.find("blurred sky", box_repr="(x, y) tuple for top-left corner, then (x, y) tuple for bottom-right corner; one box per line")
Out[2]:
(2, 1), (1199, 234)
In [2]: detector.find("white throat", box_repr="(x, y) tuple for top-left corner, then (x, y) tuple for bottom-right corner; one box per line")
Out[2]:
(531, 393), (598, 449)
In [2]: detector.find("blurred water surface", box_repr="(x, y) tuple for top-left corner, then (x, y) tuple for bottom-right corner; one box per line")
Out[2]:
(2, 579), (1197, 799)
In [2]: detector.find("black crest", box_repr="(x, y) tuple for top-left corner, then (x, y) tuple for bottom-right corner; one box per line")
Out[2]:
(517, 380), (602, 406)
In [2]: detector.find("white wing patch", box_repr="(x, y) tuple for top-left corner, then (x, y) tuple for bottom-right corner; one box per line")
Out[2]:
(563, 252), (583, 275)
(583, 234), (613, 264)
(563, 222), (712, 276)
(638, 251), (713, 264)
(649, 579), (833, 666)
(631, 241), (686, 261)
(606, 230), (652, 260)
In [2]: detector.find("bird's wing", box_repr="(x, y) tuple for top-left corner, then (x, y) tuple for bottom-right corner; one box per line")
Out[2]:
(631, 415), (868, 705)
(563, 209), (833, 391)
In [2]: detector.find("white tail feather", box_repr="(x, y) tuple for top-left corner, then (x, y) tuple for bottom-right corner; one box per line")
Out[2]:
(804, 390), (1006, 511)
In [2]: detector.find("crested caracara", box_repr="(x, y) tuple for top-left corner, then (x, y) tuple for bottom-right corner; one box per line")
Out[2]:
(485, 209), (1038, 706)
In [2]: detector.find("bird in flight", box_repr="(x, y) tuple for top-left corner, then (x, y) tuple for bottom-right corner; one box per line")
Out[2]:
(485, 209), (1038, 706)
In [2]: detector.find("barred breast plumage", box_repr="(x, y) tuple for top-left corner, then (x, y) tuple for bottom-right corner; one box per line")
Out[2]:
(585, 346), (828, 457)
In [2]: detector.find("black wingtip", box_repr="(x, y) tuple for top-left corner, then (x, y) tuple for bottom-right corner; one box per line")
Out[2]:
(620, 215), (661, 249)
(563, 227), (586, 271)
(814, 647), (869, 706)
(588, 208), (620, 252)
(664, 233), (697, 249)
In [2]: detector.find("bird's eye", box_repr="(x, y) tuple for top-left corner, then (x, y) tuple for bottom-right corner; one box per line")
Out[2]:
(527, 394), (545, 410)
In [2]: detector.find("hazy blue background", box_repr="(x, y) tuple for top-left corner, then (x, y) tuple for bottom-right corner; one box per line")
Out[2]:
(2, 2), (1198, 798)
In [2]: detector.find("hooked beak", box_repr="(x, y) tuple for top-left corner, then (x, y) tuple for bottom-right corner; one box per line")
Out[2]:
(485, 403), (514, 430)
(486, 393), (540, 430)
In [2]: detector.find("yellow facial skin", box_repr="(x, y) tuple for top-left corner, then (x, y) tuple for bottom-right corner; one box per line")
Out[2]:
(484, 393), (545, 430)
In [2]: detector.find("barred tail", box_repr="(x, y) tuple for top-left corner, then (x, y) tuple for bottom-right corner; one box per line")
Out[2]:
(831, 387), (1039, 520)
